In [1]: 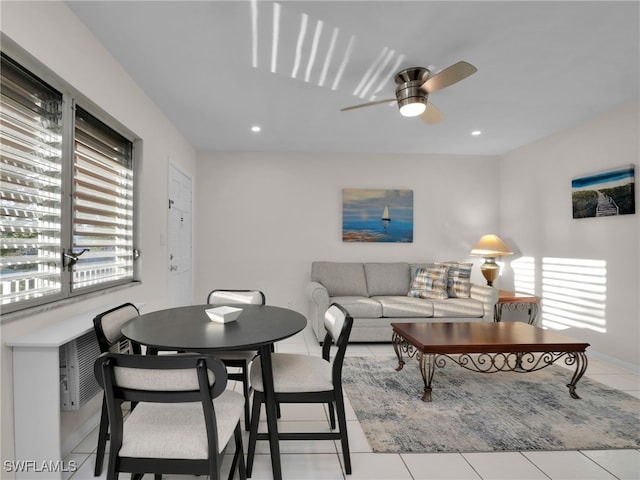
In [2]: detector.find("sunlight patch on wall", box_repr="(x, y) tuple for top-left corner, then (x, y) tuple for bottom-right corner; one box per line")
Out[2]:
(511, 256), (536, 295)
(542, 257), (607, 333)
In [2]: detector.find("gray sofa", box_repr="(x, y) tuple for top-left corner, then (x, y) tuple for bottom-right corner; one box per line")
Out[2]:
(307, 261), (499, 343)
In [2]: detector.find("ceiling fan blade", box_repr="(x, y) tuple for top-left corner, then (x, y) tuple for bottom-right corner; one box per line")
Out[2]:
(341, 98), (396, 112)
(419, 102), (444, 124)
(421, 61), (477, 94)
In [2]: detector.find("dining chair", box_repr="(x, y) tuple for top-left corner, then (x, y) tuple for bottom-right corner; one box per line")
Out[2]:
(246, 303), (354, 476)
(92, 302), (142, 476)
(94, 352), (246, 480)
(206, 289), (266, 429)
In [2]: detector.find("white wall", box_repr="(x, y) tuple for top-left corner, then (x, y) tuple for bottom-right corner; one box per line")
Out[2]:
(499, 102), (640, 367)
(194, 152), (500, 311)
(0, 2), (197, 468)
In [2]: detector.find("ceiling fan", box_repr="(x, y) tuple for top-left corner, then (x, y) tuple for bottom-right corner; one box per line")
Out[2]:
(341, 61), (477, 124)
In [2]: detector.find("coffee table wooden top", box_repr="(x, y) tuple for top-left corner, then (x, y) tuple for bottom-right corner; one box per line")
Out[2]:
(391, 322), (589, 354)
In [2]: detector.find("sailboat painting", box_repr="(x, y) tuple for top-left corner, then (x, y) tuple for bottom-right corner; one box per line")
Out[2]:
(342, 189), (413, 242)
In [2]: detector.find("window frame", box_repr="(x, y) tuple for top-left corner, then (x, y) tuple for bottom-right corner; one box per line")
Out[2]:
(1, 35), (142, 316)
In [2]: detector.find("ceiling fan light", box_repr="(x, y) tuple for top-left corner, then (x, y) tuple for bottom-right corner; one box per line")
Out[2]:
(396, 78), (428, 117)
(399, 101), (426, 117)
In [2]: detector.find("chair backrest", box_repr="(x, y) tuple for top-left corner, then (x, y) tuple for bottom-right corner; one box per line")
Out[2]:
(94, 353), (227, 464)
(321, 303), (353, 384)
(94, 352), (225, 403)
(206, 289), (265, 305)
(93, 303), (141, 354)
(324, 303), (351, 343)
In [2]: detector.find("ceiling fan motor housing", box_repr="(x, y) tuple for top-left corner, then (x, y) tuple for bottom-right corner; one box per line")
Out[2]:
(394, 67), (430, 114)
(394, 67), (431, 85)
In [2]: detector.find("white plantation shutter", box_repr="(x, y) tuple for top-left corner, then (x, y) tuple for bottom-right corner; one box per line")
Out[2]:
(72, 107), (134, 290)
(0, 53), (64, 306)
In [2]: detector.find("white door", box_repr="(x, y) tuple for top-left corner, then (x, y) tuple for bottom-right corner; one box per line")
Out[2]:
(167, 163), (192, 307)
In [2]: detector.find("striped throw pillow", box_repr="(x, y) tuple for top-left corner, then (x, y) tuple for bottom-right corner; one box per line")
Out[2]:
(437, 262), (472, 298)
(408, 265), (449, 300)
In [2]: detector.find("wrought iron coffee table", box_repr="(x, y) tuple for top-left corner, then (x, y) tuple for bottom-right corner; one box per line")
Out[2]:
(391, 321), (589, 402)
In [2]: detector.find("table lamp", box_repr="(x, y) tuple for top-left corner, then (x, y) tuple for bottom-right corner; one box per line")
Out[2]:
(470, 234), (513, 286)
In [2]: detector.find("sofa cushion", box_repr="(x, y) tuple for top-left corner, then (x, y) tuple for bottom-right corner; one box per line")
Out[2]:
(311, 262), (368, 296)
(364, 263), (410, 296)
(407, 265), (449, 300)
(374, 296), (434, 317)
(431, 298), (484, 317)
(437, 261), (473, 298)
(329, 296), (383, 318)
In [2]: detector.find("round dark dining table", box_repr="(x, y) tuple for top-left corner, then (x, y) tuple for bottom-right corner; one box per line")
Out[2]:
(122, 303), (307, 480)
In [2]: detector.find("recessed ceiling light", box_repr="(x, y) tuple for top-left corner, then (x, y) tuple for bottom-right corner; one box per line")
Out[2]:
(251, 125), (261, 133)
(471, 130), (482, 136)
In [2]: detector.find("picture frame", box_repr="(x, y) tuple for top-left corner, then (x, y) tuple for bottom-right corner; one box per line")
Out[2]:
(342, 188), (413, 242)
(572, 165), (636, 219)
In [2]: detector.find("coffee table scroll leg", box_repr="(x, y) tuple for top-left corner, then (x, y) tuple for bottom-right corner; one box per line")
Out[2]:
(392, 332), (405, 371)
(567, 352), (588, 399)
(418, 352), (435, 402)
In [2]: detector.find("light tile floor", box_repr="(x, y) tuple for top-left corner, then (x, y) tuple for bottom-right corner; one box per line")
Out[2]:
(66, 324), (640, 480)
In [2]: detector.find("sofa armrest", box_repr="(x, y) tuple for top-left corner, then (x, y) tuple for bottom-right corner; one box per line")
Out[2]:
(307, 281), (330, 343)
(469, 284), (499, 321)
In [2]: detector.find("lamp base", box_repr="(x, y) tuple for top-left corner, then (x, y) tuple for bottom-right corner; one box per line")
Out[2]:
(480, 258), (500, 286)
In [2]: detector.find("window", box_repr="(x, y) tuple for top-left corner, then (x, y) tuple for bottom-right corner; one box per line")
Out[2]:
(72, 108), (134, 290)
(1, 49), (139, 314)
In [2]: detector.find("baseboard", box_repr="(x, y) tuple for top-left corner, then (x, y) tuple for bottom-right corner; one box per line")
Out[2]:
(589, 349), (640, 374)
(62, 409), (101, 458)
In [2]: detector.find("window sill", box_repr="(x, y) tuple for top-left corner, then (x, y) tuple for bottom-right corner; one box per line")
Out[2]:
(1, 281), (142, 325)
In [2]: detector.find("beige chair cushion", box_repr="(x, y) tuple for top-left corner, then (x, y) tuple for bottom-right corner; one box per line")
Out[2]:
(250, 354), (332, 393)
(208, 290), (263, 304)
(114, 365), (215, 391)
(101, 305), (139, 345)
(120, 389), (244, 458)
(324, 305), (346, 341)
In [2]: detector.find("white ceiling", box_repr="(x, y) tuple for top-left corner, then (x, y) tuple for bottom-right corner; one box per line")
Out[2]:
(67, 1), (639, 155)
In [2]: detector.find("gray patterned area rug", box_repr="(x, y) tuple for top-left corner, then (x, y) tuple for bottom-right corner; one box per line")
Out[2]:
(342, 356), (640, 453)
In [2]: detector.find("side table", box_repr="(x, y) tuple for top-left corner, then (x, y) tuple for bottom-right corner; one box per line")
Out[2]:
(494, 290), (540, 325)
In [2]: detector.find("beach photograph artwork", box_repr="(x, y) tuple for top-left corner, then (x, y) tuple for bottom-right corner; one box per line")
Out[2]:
(342, 188), (413, 242)
(572, 165), (635, 219)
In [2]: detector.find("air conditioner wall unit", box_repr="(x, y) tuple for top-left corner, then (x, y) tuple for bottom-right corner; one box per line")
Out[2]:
(59, 330), (102, 411)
